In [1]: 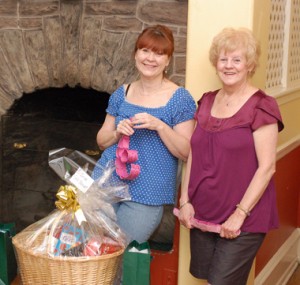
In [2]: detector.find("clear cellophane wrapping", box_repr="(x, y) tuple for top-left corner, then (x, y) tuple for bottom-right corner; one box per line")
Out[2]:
(18, 148), (131, 258)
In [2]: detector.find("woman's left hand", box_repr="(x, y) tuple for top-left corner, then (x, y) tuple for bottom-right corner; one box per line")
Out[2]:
(131, 112), (163, 131)
(220, 209), (246, 239)
(178, 202), (195, 229)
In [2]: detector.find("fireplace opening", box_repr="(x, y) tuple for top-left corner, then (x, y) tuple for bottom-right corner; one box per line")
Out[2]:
(7, 86), (109, 123)
(0, 86), (109, 233)
(0, 86), (176, 251)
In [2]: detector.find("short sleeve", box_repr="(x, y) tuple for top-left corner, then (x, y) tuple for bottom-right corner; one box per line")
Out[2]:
(195, 92), (210, 119)
(195, 98), (202, 119)
(106, 86), (125, 116)
(194, 91), (216, 123)
(172, 88), (196, 125)
(252, 95), (284, 132)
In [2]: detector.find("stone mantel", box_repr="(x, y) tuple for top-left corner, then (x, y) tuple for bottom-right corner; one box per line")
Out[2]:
(0, 0), (188, 115)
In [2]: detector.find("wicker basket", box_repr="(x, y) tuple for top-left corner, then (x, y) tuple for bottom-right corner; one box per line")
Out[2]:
(13, 231), (124, 285)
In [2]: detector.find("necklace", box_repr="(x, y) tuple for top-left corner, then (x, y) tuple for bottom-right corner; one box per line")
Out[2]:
(221, 96), (232, 107)
(218, 92), (238, 107)
(219, 85), (249, 107)
(224, 97), (237, 107)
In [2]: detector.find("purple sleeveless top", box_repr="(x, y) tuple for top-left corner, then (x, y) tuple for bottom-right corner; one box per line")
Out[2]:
(188, 89), (284, 233)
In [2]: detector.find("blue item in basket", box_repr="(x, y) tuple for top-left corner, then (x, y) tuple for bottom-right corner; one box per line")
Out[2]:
(54, 224), (84, 256)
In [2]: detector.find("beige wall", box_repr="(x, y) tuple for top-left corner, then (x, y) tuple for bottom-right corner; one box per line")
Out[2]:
(185, 0), (254, 98)
(180, 0), (300, 284)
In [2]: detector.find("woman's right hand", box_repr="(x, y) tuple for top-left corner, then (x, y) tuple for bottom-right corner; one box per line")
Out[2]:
(178, 202), (195, 229)
(116, 118), (135, 136)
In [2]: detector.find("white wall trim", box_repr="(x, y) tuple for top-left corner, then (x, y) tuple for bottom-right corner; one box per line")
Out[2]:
(255, 229), (300, 285)
(277, 134), (300, 161)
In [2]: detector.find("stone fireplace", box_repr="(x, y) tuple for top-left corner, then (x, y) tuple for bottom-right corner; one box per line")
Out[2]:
(0, 0), (188, 115)
(0, 0), (188, 246)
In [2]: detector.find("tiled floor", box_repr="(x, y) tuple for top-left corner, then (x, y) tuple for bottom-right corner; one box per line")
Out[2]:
(11, 265), (300, 284)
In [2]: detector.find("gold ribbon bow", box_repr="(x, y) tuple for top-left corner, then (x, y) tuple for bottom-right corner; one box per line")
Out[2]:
(55, 185), (80, 212)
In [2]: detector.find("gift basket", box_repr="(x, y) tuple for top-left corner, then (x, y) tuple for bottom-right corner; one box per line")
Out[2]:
(13, 148), (130, 285)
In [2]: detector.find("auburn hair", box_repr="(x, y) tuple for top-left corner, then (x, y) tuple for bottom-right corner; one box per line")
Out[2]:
(134, 25), (174, 57)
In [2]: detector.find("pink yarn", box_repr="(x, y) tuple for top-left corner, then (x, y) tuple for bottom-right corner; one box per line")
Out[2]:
(115, 135), (140, 180)
(173, 208), (241, 235)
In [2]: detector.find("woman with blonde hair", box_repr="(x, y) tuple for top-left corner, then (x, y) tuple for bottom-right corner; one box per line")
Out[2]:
(178, 27), (284, 285)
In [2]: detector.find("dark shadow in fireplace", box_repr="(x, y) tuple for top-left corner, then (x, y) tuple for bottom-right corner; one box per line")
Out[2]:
(0, 86), (109, 233)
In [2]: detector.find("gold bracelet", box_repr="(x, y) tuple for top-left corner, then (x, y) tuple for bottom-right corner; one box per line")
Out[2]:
(236, 203), (250, 216)
(179, 200), (190, 210)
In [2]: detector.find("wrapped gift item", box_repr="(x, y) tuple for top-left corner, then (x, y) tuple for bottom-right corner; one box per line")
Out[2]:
(16, 148), (131, 257)
(12, 148), (131, 285)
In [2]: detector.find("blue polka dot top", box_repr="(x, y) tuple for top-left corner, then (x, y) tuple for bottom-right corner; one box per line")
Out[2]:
(93, 85), (196, 205)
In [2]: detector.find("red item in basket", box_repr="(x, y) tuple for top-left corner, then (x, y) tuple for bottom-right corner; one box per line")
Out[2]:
(84, 238), (101, 256)
(99, 243), (121, 255)
(84, 237), (122, 256)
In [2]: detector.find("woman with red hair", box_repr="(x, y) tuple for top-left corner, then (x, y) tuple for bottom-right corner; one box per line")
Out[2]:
(93, 25), (196, 244)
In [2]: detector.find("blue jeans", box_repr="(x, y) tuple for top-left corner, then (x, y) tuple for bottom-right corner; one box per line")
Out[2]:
(113, 202), (163, 285)
(113, 201), (164, 243)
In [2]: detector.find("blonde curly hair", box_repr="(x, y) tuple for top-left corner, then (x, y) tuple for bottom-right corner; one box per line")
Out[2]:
(209, 27), (261, 76)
